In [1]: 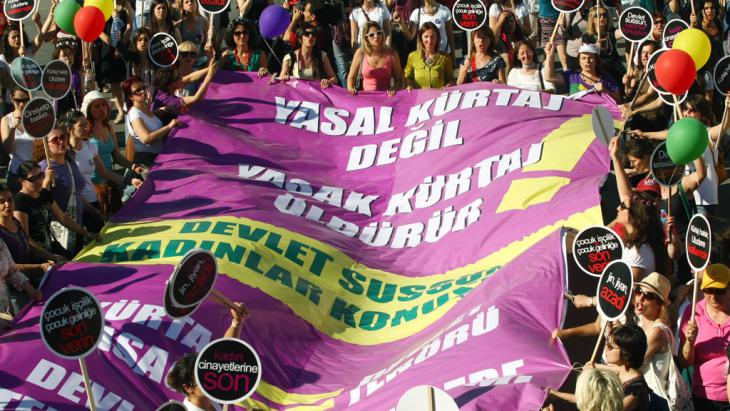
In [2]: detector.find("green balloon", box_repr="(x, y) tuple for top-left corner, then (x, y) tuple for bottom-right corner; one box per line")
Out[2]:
(666, 117), (708, 165)
(55, 0), (81, 35)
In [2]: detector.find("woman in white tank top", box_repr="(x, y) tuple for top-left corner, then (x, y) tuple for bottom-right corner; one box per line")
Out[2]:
(1, 87), (35, 190)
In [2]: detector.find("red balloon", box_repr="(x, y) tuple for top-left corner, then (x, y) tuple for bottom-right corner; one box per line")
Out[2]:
(74, 6), (105, 42)
(655, 49), (696, 95)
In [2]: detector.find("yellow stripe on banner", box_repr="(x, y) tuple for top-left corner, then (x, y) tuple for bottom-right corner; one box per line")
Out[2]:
(76, 206), (601, 345)
(240, 397), (335, 411)
(496, 177), (570, 213)
(523, 114), (596, 172)
(256, 381), (342, 405)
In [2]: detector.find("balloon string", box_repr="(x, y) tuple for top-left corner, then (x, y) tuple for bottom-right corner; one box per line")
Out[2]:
(263, 38), (282, 67)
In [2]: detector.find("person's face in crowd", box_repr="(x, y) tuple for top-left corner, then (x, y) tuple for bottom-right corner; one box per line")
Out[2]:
(0, 190), (14, 218)
(682, 103), (703, 121)
(58, 47), (74, 67)
(89, 99), (108, 122)
(603, 336), (623, 365)
(21, 167), (43, 194)
(7, 29), (20, 50)
(303, 3), (315, 22)
(180, 49), (197, 67)
(421, 29), (437, 54)
(137, 34), (150, 52)
(183, 381), (210, 406)
(504, 14), (516, 34)
(183, 0), (196, 13)
(703, 2), (716, 20)
(154, 3), (168, 20)
(71, 117), (89, 140)
(301, 28), (317, 48)
(627, 154), (649, 172)
(233, 24), (249, 47)
(47, 130), (69, 156)
(634, 287), (661, 318)
(652, 16), (665, 37)
(130, 81), (149, 106)
(518, 44), (535, 66)
(616, 195), (631, 225)
(595, 8), (609, 28)
(703, 285), (730, 311)
(366, 26), (384, 48)
(473, 31), (489, 53)
(11, 90), (29, 113)
(579, 52), (597, 73)
(639, 44), (656, 68)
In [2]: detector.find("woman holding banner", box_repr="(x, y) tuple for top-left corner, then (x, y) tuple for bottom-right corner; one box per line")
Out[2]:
(278, 23), (338, 88)
(544, 42), (621, 102)
(166, 302), (248, 410)
(507, 40), (553, 91)
(221, 18), (269, 78)
(457, 27), (505, 85)
(347, 22), (403, 95)
(404, 22), (454, 89)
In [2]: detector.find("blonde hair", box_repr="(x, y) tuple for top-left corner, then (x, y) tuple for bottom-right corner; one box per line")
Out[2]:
(587, 6), (609, 36)
(360, 21), (383, 56)
(575, 369), (623, 411)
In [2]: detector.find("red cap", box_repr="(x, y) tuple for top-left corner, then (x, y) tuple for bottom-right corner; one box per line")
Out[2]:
(636, 177), (661, 197)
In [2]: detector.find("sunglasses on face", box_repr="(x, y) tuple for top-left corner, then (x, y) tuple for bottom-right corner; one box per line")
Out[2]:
(597, 13), (608, 17)
(13, 97), (29, 104)
(180, 51), (197, 58)
(132, 85), (148, 96)
(48, 136), (66, 145)
(366, 30), (384, 39)
(233, 30), (248, 37)
(704, 287), (728, 295)
(24, 173), (43, 182)
(301, 31), (316, 38)
(635, 287), (660, 302)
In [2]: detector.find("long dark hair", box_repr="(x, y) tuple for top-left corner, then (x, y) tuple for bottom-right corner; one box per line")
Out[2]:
(625, 190), (671, 275)
(3, 24), (30, 62)
(149, 0), (176, 36)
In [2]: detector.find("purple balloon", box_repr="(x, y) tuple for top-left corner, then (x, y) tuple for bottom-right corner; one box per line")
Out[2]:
(259, 5), (291, 38)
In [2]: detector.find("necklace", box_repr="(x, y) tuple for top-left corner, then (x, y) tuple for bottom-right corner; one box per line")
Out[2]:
(580, 72), (599, 83)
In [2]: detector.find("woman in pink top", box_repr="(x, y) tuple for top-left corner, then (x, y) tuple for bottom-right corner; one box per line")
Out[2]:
(680, 264), (730, 409)
(347, 22), (403, 96)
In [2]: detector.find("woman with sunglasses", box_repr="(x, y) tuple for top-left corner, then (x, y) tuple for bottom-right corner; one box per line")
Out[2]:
(222, 19), (268, 78)
(278, 24), (338, 88)
(14, 160), (100, 260)
(347, 22), (403, 96)
(123, 76), (181, 167)
(176, 0), (209, 62)
(36, 128), (102, 255)
(1, 87), (34, 192)
(457, 26), (506, 85)
(404, 22), (454, 90)
(680, 264), (730, 410)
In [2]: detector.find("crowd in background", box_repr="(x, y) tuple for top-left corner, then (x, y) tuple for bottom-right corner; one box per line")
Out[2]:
(0, 0), (729, 410)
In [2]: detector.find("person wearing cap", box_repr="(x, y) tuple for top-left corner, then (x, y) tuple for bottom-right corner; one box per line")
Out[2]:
(680, 264), (730, 409)
(633, 272), (677, 405)
(544, 42), (620, 102)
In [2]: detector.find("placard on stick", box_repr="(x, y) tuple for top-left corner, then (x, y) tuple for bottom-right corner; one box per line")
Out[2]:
(22, 97), (56, 139)
(4, 0), (37, 21)
(149, 32), (179, 68)
(619, 7), (653, 43)
(195, 338), (262, 404)
(596, 261), (633, 321)
(573, 226), (624, 277)
(713, 55), (730, 96)
(164, 282), (202, 319)
(662, 18), (688, 48)
(169, 249), (218, 308)
(10, 56), (42, 91)
(396, 386), (459, 411)
(42, 59), (72, 100)
(592, 106), (614, 146)
(452, 0), (487, 32)
(198, 0), (231, 14)
(686, 214), (711, 272)
(40, 287), (104, 359)
(650, 141), (684, 187)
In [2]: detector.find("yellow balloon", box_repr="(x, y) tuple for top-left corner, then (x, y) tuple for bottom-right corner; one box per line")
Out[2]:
(672, 28), (711, 70)
(84, 0), (113, 21)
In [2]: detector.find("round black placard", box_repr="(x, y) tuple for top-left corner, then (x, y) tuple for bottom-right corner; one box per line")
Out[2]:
(42, 59), (72, 100)
(40, 287), (104, 359)
(596, 261), (634, 321)
(452, 0), (487, 32)
(619, 7), (653, 43)
(686, 214), (711, 272)
(573, 226), (624, 277)
(650, 141), (684, 187)
(195, 338), (262, 404)
(22, 97), (56, 139)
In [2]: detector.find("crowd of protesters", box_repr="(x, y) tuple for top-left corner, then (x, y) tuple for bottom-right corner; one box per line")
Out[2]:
(0, 0), (728, 410)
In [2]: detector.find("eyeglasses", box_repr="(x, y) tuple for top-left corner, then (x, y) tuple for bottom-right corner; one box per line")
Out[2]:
(634, 287), (659, 302)
(597, 13), (608, 17)
(654, 20), (665, 24)
(366, 30), (384, 39)
(132, 85), (148, 96)
(180, 51), (197, 58)
(301, 30), (316, 38)
(704, 287), (727, 295)
(23, 173), (43, 183)
(48, 136), (66, 145)
(233, 30), (248, 37)
(619, 201), (628, 210)
(12, 97), (29, 104)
